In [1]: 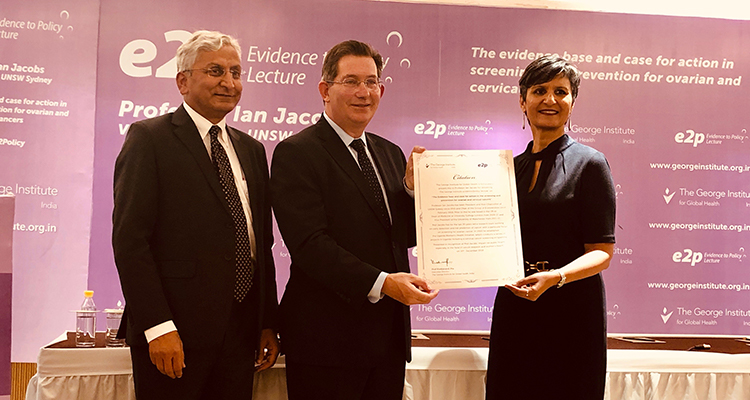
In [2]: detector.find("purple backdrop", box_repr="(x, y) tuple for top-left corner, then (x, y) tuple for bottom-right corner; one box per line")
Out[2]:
(89, 0), (750, 337)
(1, 1), (100, 362)
(3, 0), (750, 362)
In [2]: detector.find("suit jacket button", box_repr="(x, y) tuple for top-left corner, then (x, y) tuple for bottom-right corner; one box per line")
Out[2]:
(224, 255), (232, 261)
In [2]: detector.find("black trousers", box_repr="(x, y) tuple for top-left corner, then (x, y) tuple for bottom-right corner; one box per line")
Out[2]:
(130, 300), (259, 400)
(285, 352), (406, 400)
(285, 310), (407, 400)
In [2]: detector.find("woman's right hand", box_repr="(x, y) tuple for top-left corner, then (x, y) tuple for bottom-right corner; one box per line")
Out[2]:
(505, 270), (561, 301)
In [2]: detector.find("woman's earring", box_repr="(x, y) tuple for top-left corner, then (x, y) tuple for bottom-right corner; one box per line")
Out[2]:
(522, 113), (526, 130)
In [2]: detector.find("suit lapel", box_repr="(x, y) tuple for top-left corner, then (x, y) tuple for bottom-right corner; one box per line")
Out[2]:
(316, 119), (391, 231)
(171, 106), (232, 215)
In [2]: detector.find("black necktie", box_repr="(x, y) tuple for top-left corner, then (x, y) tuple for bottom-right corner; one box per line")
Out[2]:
(209, 125), (253, 302)
(350, 139), (390, 226)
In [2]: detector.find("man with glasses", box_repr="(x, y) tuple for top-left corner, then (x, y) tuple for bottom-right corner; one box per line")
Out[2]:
(271, 40), (438, 400)
(113, 30), (279, 400)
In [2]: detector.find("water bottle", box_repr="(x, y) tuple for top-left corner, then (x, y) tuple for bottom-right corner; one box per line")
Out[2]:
(75, 290), (97, 347)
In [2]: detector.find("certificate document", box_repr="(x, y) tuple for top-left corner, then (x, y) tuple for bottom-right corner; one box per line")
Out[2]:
(413, 150), (523, 289)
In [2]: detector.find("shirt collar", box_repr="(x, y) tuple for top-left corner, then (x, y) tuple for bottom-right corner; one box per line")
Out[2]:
(323, 112), (367, 148)
(183, 102), (228, 142)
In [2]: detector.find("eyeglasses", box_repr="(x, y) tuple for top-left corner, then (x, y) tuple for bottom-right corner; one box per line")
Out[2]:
(326, 78), (382, 91)
(184, 65), (244, 80)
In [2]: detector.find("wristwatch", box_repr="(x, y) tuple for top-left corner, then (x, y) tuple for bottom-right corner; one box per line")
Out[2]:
(556, 270), (567, 288)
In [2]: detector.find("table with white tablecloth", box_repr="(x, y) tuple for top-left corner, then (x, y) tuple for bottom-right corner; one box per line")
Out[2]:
(25, 332), (287, 400)
(26, 333), (750, 400)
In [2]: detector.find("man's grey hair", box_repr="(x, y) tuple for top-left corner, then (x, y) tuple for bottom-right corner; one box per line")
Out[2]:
(175, 30), (242, 72)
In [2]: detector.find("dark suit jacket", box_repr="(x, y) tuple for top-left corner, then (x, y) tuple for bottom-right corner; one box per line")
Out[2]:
(112, 105), (277, 350)
(270, 117), (415, 366)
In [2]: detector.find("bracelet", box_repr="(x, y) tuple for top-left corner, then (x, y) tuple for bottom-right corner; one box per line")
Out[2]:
(556, 270), (567, 288)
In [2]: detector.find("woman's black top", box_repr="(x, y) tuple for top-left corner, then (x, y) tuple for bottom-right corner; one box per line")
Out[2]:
(486, 134), (616, 400)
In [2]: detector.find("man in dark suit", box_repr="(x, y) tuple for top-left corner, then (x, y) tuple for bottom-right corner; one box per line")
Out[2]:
(113, 30), (278, 400)
(270, 40), (439, 400)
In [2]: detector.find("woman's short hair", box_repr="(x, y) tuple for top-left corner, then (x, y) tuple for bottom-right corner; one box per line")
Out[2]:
(321, 40), (383, 82)
(176, 30), (241, 72)
(518, 55), (581, 101)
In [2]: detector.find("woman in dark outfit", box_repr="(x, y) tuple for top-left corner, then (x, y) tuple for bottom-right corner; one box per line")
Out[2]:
(485, 56), (616, 400)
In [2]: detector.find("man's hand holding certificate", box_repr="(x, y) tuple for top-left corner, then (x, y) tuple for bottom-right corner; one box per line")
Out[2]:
(413, 150), (524, 289)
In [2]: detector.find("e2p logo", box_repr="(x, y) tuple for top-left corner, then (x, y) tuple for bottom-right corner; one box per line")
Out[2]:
(414, 121), (446, 139)
(674, 130), (705, 147)
(672, 248), (703, 266)
(119, 30), (192, 78)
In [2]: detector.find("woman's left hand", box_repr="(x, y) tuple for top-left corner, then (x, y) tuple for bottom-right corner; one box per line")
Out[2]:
(505, 271), (560, 301)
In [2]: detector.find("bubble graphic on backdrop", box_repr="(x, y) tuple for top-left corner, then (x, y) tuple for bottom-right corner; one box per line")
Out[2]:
(382, 30), (411, 84)
(609, 304), (621, 319)
(485, 120), (493, 134)
(386, 31), (403, 47)
(59, 10), (72, 39)
(615, 184), (624, 200)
